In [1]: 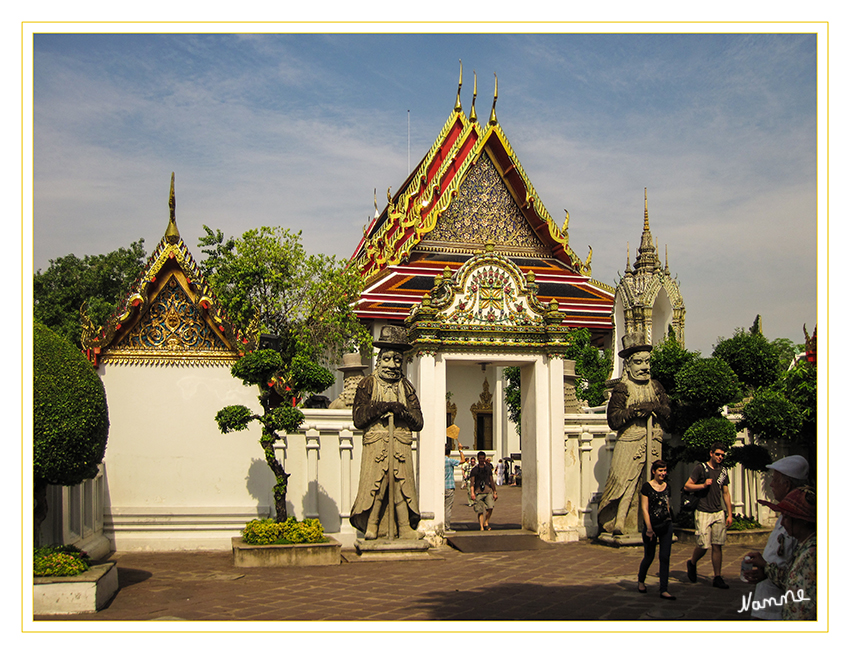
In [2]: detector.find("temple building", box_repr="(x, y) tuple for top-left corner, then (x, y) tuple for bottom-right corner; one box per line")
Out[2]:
(611, 189), (686, 379)
(42, 73), (705, 553)
(350, 71), (616, 468)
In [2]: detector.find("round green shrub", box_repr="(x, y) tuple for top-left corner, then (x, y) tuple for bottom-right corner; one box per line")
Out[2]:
(231, 349), (284, 387)
(34, 321), (109, 487)
(215, 405), (255, 433)
(682, 416), (737, 459)
(674, 357), (740, 408)
(266, 405), (305, 434)
(739, 388), (804, 441)
(713, 329), (781, 390)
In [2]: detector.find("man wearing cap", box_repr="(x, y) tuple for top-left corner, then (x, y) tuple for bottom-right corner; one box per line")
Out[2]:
(746, 486), (816, 620)
(743, 455), (810, 619)
(444, 426), (466, 534)
(598, 332), (671, 536)
(350, 326), (424, 540)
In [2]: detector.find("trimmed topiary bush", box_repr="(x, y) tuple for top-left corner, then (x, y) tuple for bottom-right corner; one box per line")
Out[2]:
(33, 321), (109, 543)
(739, 387), (804, 442)
(682, 416), (737, 461)
(675, 357), (741, 408)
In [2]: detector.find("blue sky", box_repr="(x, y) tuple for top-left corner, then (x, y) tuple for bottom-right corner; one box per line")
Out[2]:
(31, 30), (820, 355)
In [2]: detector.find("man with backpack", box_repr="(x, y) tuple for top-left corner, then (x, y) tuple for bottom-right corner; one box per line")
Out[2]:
(684, 442), (733, 589)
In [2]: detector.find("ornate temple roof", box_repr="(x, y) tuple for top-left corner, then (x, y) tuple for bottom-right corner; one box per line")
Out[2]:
(81, 174), (258, 365)
(350, 68), (614, 342)
(614, 188), (686, 346)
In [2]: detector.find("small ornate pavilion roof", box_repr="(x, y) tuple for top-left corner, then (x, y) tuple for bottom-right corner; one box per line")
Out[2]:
(81, 174), (258, 365)
(615, 188), (686, 345)
(350, 68), (614, 341)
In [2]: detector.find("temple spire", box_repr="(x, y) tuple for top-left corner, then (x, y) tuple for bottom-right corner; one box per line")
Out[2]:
(165, 172), (180, 244)
(470, 70), (478, 123)
(488, 73), (498, 126)
(454, 60), (463, 113)
(635, 187), (658, 275)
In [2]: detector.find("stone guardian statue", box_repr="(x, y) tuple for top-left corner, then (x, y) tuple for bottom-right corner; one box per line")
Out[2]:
(350, 325), (423, 540)
(597, 332), (670, 537)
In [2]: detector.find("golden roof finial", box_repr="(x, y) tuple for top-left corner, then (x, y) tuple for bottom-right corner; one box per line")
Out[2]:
(488, 73), (499, 126)
(374, 188), (379, 218)
(470, 70), (478, 123)
(643, 187), (650, 232)
(165, 172), (180, 244)
(454, 60), (463, 113)
(665, 244), (669, 271)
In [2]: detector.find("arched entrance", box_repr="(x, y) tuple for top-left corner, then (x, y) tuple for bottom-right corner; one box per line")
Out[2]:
(405, 246), (571, 539)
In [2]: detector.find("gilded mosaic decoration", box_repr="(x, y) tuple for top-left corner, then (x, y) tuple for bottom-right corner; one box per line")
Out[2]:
(444, 264), (541, 326)
(425, 154), (545, 252)
(406, 245), (573, 357)
(117, 276), (228, 353)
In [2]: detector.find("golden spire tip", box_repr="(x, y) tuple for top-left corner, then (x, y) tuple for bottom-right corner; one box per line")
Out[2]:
(488, 73), (498, 126)
(454, 60), (463, 112)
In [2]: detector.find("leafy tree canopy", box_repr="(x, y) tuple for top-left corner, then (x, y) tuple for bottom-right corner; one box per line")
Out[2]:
(712, 324), (782, 392)
(33, 240), (147, 349)
(771, 337), (804, 371)
(198, 225), (370, 365)
(563, 328), (612, 408)
(650, 332), (699, 396)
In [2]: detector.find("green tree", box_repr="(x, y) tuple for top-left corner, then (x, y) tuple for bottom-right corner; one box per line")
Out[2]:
(713, 324), (782, 393)
(564, 328), (612, 407)
(504, 366), (522, 436)
(198, 225), (370, 365)
(502, 328), (612, 432)
(214, 349), (335, 522)
(650, 332), (699, 396)
(34, 322), (109, 544)
(33, 240), (147, 349)
(770, 337), (804, 371)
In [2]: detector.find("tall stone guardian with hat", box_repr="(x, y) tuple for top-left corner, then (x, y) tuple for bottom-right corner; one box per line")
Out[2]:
(350, 325), (424, 540)
(597, 331), (671, 537)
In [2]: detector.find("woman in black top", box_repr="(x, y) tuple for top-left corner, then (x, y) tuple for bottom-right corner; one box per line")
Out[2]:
(637, 459), (675, 599)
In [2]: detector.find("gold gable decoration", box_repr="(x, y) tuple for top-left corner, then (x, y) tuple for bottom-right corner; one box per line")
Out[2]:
(81, 174), (259, 366)
(421, 154), (549, 255)
(352, 79), (593, 282)
(406, 244), (573, 357)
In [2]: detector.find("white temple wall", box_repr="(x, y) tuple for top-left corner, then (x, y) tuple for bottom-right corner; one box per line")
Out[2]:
(83, 359), (770, 552)
(99, 364), (273, 550)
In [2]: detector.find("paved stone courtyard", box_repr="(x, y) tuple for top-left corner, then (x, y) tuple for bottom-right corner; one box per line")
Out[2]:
(35, 486), (768, 625)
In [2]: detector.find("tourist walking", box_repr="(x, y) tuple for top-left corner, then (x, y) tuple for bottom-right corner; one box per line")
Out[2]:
(444, 426), (466, 534)
(495, 459), (505, 486)
(637, 460), (675, 600)
(469, 451), (498, 530)
(684, 443), (733, 588)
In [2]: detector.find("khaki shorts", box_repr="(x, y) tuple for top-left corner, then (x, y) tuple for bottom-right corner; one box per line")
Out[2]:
(695, 510), (727, 548)
(473, 492), (495, 514)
